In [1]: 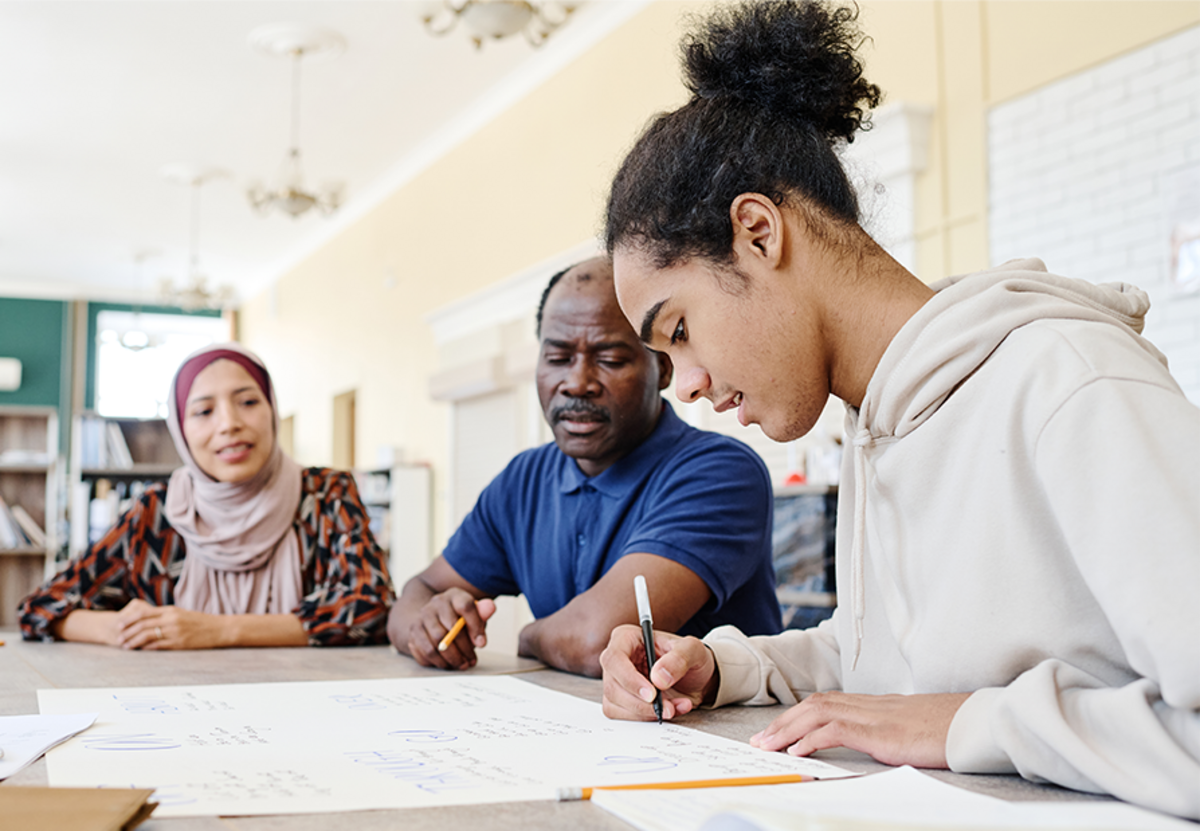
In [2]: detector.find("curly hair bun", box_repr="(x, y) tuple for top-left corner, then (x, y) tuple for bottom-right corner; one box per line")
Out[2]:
(682, 0), (881, 144)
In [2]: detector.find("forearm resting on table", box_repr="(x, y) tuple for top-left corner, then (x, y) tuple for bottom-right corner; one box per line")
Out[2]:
(52, 608), (309, 648)
(220, 613), (309, 647)
(519, 616), (610, 677)
(51, 609), (119, 644)
(521, 555), (712, 677)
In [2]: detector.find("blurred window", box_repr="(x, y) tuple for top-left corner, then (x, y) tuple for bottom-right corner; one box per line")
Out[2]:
(95, 310), (227, 418)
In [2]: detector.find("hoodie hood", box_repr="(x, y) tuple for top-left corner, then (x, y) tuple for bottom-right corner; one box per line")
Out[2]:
(842, 258), (1162, 669)
(858, 258), (1162, 441)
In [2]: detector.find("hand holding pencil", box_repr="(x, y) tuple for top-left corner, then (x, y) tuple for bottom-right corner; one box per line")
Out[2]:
(598, 624), (719, 723)
(407, 587), (496, 671)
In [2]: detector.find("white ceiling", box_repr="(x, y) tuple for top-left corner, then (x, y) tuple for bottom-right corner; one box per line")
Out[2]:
(0, 1), (645, 305)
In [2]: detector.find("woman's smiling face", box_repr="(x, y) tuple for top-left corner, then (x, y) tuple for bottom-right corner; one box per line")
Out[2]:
(613, 245), (831, 443)
(182, 359), (275, 483)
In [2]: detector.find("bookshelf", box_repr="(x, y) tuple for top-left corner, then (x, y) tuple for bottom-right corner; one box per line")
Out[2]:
(772, 483), (838, 630)
(69, 415), (182, 557)
(0, 405), (60, 627)
(353, 464), (432, 587)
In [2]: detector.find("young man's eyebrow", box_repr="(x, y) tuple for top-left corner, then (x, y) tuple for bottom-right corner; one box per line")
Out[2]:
(639, 300), (667, 345)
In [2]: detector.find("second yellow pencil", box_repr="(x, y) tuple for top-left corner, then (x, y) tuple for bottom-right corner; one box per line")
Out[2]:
(557, 772), (814, 801)
(437, 616), (467, 652)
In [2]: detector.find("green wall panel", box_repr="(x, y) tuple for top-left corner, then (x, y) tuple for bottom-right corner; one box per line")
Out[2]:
(0, 297), (66, 408)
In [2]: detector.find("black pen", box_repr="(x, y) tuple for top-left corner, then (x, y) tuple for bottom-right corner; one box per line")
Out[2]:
(634, 575), (663, 723)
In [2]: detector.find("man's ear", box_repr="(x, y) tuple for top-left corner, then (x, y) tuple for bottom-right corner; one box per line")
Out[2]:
(654, 350), (673, 391)
(730, 193), (784, 269)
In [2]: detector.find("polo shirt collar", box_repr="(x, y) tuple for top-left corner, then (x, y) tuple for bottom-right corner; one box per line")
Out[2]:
(557, 402), (686, 497)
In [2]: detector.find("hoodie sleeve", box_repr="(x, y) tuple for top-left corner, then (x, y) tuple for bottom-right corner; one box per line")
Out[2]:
(946, 375), (1200, 820)
(703, 618), (844, 708)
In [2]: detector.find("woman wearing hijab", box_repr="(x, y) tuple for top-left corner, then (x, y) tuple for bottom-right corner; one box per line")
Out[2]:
(19, 343), (394, 648)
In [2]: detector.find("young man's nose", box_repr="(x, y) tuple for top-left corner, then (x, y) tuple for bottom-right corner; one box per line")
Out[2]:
(675, 364), (712, 404)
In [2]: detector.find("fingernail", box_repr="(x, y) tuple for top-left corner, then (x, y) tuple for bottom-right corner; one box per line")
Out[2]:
(639, 686), (654, 702)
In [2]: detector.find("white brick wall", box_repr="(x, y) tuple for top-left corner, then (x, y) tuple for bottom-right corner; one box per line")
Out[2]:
(989, 26), (1200, 402)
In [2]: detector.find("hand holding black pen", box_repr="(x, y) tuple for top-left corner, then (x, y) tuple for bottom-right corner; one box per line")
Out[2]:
(634, 575), (663, 723)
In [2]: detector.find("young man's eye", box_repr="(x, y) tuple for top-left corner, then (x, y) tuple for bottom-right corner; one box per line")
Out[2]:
(670, 319), (687, 346)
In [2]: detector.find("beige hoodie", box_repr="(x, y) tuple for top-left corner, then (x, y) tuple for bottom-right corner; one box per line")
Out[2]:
(705, 259), (1200, 818)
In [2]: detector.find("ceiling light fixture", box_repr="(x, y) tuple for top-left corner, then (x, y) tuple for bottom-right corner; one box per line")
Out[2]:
(119, 249), (162, 352)
(159, 165), (235, 312)
(421, 1), (578, 49)
(247, 24), (345, 219)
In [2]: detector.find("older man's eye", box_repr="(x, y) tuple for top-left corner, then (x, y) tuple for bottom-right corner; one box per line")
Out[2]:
(670, 319), (687, 346)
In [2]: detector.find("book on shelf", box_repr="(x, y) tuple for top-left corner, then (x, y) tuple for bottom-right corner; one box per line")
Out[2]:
(10, 504), (46, 548)
(79, 415), (135, 470)
(106, 421), (134, 469)
(0, 448), (50, 466)
(0, 493), (33, 549)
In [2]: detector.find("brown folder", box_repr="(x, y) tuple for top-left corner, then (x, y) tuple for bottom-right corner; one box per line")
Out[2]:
(0, 787), (156, 831)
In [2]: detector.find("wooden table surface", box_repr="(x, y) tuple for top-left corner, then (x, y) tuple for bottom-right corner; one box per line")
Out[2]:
(0, 632), (1114, 830)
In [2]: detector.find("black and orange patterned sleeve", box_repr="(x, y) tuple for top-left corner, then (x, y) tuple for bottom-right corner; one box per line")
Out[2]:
(294, 469), (395, 646)
(18, 485), (181, 641)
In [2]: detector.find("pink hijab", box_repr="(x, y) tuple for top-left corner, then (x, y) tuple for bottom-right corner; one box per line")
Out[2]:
(165, 342), (304, 616)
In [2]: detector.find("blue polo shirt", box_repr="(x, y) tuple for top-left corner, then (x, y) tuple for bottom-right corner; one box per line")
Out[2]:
(443, 404), (781, 638)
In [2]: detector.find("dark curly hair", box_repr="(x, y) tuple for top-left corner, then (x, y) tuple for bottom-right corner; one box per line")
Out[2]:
(604, 0), (882, 269)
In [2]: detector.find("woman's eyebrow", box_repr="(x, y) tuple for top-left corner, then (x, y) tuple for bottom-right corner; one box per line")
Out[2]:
(188, 386), (258, 406)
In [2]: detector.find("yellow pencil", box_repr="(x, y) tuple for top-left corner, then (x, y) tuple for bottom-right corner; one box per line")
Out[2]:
(437, 616), (467, 652)
(557, 773), (813, 801)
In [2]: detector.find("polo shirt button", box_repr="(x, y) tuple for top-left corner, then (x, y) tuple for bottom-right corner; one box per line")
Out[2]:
(577, 534), (585, 547)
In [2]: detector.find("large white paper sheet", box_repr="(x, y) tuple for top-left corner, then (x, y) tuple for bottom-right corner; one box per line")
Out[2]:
(0, 712), (97, 780)
(38, 676), (852, 817)
(591, 766), (1196, 831)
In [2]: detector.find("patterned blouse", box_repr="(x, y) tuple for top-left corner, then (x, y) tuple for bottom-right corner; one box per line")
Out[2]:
(20, 468), (395, 646)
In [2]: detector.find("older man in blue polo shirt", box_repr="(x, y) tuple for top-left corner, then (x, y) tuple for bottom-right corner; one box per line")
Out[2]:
(388, 256), (781, 676)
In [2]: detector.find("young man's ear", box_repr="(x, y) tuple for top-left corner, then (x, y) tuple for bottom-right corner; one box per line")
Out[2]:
(654, 350), (674, 391)
(730, 193), (784, 268)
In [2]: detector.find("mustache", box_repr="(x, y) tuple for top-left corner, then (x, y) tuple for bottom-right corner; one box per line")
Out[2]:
(551, 399), (611, 423)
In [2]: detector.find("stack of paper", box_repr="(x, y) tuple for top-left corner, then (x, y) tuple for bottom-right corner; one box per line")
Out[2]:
(591, 766), (1195, 831)
(0, 713), (97, 780)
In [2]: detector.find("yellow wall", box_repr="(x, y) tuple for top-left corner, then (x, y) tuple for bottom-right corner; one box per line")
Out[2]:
(239, 0), (1198, 553)
(240, 2), (702, 549)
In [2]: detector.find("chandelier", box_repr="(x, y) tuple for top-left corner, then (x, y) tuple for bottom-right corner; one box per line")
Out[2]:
(247, 24), (345, 219)
(422, 1), (579, 49)
(159, 166), (235, 312)
(120, 250), (161, 352)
